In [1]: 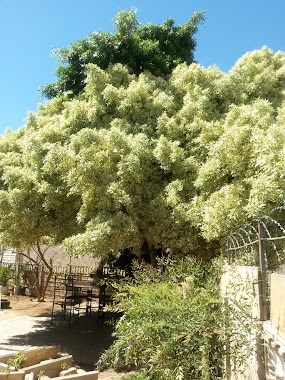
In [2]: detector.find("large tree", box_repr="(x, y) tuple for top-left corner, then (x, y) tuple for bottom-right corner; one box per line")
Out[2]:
(1, 47), (285, 269)
(40, 9), (204, 99)
(192, 48), (285, 240)
(0, 123), (80, 300)
(17, 47), (285, 265)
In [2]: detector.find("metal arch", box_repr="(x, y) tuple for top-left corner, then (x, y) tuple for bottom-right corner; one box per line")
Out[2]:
(269, 203), (285, 216)
(237, 227), (254, 245)
(227, 235), (238, 251)
(260, 216), (283, 267)
(263, 215), (285, 237)
(237, 227), (257, 265)
(236, 230), (252, 265)
(226, 203), (285, 269)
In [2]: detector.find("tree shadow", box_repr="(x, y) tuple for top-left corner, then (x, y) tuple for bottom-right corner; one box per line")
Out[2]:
(1, 310), (117, 368)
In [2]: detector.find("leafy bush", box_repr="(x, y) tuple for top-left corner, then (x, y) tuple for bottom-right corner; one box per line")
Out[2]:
(98, 257), (261, 379)
(5, 352), (26, 373)
(98, 257), (225, 379)
(0, 265), (14, 286)
(123, 372), (151, 380)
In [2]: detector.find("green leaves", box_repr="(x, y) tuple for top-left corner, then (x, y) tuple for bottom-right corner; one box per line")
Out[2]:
(194, 96), (285, 238)
(229, 47), (285, 108)
(2, 46), (285, 260)
(40, 10), (204, 98)
(98, 258), (224, 379)
(114, 8), (139, 37)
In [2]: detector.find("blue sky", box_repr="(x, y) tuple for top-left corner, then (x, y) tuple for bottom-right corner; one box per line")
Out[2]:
(0, 0), (284, 134)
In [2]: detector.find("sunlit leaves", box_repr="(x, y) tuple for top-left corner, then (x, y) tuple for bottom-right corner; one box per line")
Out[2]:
(2, 47), (285, 258)
(41, 9), (204, 98)
(229, 47), (285, 107)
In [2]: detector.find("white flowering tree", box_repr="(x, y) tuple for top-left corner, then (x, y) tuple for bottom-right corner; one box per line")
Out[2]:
(194, 48), (285, 239)
(0, 124), (80, 300)
(1, 47), (285, 269)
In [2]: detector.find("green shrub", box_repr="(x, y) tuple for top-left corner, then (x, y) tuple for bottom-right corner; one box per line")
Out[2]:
(123, 372), (151, 380)
(4, 351), (26, 373)
(98, 257), (225, 379)
(0, 265), (14, 286)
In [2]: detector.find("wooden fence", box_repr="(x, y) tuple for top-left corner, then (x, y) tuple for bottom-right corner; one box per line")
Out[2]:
(1, 263), (97, 299)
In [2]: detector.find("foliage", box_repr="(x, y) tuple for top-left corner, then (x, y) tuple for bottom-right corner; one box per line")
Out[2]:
(40, 9), (204, 98)
(60, 362), (70, 370)
(1, 47), (285, 263)
(0, 127), (80, 300)
(221, 265), (262, 376)
(0, 265), (14, 286)
(123, 373), (151, 380)
(37, 370), (45, 380)
(98, 258), (260, 379)
(4, 352), (26, 373)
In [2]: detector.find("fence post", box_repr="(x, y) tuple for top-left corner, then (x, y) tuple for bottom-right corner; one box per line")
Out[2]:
(258, 222), (268, 321)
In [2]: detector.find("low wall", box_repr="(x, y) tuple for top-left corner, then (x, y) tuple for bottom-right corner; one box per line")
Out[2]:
(264, 321), (285, 380)
(270, 273), (285, 340)
(261, 273), (285, 379)
(219, 267), (285, 379)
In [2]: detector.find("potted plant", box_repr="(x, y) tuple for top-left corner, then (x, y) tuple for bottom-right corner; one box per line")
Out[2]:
(14, 270), (27, 296)
(0, 266), (14, 295)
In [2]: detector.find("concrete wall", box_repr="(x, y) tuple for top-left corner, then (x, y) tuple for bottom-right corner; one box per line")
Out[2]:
(23, 246), (99, 268)
(270, 273), (285, 340)
(261, 273), (285, 379)
(264, 321), (285, 380)
(223, 270), (285, 379)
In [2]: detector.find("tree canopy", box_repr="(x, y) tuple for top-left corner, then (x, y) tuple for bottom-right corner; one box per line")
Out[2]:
(1, 47), (285, 262)
(40, 9), (204, 99)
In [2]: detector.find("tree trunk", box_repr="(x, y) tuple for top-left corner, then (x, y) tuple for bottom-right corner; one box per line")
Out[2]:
(39, 265), (53, 302)
(37, 265), (44, 302)
(148, 244), (157, 267)
(21, 244), (53, 302)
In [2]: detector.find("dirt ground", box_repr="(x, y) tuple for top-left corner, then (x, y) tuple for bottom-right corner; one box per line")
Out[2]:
(0, 296), (52, 320)
(0, 296), (136, 380)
